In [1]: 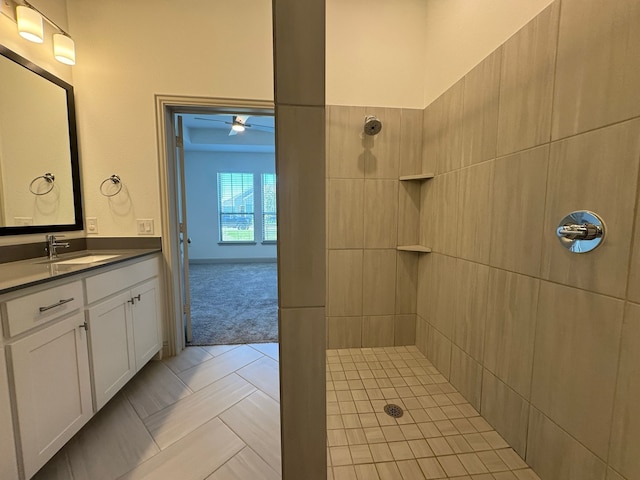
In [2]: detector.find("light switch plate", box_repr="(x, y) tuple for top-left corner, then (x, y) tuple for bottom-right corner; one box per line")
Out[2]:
(136, 219), (154, 235)
(86, 217), (98, 234)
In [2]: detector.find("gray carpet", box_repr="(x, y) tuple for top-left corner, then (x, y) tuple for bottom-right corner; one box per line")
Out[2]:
(188, 262), (278, 345)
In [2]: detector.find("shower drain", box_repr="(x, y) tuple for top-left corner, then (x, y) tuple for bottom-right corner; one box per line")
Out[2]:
(383, 404), (404, 418)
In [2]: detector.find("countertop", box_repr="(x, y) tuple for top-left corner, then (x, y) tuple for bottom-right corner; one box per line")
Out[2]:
(0, 249), (161, 295)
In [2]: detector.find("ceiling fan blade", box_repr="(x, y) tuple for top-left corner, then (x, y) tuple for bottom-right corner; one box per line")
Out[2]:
(194, 117), (228, 124)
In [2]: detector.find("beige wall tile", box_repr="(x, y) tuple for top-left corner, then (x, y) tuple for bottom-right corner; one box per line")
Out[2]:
(397, 182), (420, 247)
(416, 254), (430, 322)
(449, 345), (483, 410)
(328, 179), (364, 249)
(363, 107), (400, 179)
(415, 315), (428, 356)
(541, 119), (640, 299)
(628, 196), (640, 303)
(484, 268), (539, 399)
(421, 171), (459, 257)
(481, 370), (529, 458)
(422, 79), (465, 174)
(327, 317), (362, 349)
(364, 180), (398, 248)
(277, 105), (326, 309)
(395, 251), (417, 314)
(420, 253), (458, 339)
(526, 407), (606, 480)
(328, 105), (367, 179)
(427, 324), (452, 379)
(489, 145), (549, 277)
(457, 162), (494, 264)
(453, 259), (489, 362)
(399, 109), (424, 176)
(280, 307), (327, 479)
(327, 250), (363, 317)
(273, 0), (324, 106)
(362, 249), (396, 316)
(462, 48), (502, 167)
(531, 281), (624, 458)
(609, 303), (640, 479)
(362, 315), (395, 347)
(394, 314), (416, 346)
(606, 468), (626, 480)
(497, 2), (559, 156)
(552, 0), (640, 139)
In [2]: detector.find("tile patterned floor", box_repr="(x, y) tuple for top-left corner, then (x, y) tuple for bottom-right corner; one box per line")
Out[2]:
(33, 343), (541, 480)
(326, 346), (541, 480)
(33, 343), (281, 480)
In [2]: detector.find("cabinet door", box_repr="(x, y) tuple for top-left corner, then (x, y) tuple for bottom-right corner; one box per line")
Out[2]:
(87, 291), (135, 411)
(0, 348), (18, 480)
(9, 312), (92, 479)
(131, 279), (161, 370)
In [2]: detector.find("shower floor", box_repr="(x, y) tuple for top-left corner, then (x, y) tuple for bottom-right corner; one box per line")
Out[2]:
(326, 346), (540, 480)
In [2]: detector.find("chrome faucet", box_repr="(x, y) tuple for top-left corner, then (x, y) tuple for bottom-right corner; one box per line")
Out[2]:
(46, 234), (70, 260)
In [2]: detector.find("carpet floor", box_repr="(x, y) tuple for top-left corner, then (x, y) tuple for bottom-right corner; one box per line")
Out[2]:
(188, 262), (278, 345)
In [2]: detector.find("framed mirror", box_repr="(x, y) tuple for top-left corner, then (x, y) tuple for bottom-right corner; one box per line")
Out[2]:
(0, 45), (83, 235)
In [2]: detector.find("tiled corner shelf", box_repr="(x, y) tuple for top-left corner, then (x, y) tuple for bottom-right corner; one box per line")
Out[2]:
(397, 245), (431, 253)
(399, 173), (434, 181)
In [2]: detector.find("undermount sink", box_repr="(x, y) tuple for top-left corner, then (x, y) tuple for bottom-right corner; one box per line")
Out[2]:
(52, 254), (120, 265)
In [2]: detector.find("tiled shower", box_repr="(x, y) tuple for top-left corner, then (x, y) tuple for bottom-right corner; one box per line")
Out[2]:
(325, 1), (640, 479)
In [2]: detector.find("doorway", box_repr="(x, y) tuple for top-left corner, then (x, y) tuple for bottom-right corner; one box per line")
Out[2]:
(174, 109), (277, 347)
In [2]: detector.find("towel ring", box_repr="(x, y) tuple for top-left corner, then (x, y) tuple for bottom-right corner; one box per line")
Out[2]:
(100, 174), (122, 197)
(29, 172), (55, 195)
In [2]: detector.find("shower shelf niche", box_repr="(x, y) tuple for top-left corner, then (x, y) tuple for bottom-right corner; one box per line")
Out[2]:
(399, 173), (434, 181)
(397, 245), (431, 253)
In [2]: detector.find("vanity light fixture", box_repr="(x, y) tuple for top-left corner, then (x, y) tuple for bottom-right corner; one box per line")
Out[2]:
(13, 1), (76, 65)
(53, 33), (75, 65)
(16, 5), (43, 43)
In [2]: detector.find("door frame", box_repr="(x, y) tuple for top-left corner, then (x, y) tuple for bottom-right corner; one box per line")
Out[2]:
(154, 95), (274, 355)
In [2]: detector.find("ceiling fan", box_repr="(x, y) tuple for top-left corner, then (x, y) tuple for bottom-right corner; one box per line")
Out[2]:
(195, 115), (274, 136)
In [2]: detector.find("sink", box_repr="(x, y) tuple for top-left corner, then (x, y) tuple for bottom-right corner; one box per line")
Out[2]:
(53, 254), (120, 265)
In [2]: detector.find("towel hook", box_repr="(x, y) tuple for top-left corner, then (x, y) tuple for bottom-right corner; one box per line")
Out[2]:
(99, 174), (122, 197)
(29, 172), (55, 195)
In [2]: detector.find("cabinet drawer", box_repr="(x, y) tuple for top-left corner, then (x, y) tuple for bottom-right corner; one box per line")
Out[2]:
(3, 281), (83, 337)
(85, 255), (160, 304)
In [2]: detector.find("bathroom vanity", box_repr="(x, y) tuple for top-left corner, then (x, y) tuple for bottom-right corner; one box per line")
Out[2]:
(0, 250), (163, 479)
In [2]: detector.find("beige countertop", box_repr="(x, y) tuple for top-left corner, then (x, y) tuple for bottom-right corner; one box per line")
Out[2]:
(0, 249), (161, 295)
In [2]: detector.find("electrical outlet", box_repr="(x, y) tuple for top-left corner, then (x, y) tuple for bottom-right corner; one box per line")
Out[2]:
(13, 217), (33, 226)
(86, 217), (98, 234)
(136, 219), (154, 235)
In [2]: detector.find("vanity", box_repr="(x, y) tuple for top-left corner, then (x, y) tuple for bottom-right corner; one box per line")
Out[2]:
(0, 250), (163, 479)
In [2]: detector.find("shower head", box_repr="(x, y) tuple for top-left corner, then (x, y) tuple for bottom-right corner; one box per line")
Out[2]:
(364, 115), (382, 136)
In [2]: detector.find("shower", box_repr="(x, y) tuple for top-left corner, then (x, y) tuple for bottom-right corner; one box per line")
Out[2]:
(363, 115), (382, 135)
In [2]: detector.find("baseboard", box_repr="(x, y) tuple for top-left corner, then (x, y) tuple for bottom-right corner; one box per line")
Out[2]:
(189, 257), (277, 264)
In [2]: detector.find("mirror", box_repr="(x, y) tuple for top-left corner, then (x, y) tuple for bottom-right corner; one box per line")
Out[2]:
(0, 45), (82, 235)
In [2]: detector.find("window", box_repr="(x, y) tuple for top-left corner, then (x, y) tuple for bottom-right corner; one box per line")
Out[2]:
(262, 173), (277, 241)
(218, 173), (254, 242)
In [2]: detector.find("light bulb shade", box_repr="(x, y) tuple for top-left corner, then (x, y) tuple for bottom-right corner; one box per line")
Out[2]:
(16, 6), (44, 43)
(231, 123), (245, 132)
(53, 34), (75, 65)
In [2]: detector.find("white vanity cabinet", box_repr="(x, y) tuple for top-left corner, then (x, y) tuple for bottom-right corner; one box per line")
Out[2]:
(6, 293), (92, 480)
(0, 347), (18, 480)
(85, 256), (162, 411)
(0, 252), (163, 479)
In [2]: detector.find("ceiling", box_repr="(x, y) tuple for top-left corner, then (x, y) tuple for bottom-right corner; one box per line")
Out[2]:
(180, 114), (275, 154)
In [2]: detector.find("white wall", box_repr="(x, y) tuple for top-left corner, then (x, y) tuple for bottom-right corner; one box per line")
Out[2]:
(326, 0), (427, 109)
(423, 0), (554, 106)
(185, 151), (276, 261)
(66, 0), (274, 237)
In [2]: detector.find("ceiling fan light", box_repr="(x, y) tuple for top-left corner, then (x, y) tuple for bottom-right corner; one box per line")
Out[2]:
(16, 6), (44, 43)
(231, 123), (245, 132)
(53, 34), (75, 65)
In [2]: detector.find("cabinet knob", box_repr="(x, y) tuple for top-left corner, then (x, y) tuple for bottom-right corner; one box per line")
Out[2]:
(79, 321), (88, 331)
(128, 294), (142, 305)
